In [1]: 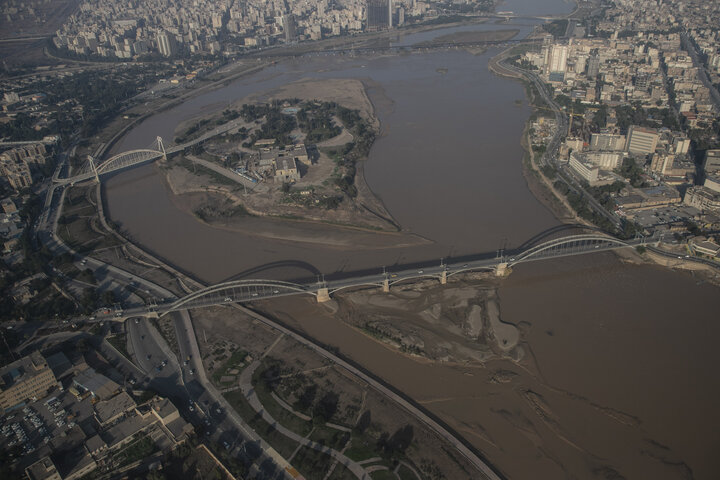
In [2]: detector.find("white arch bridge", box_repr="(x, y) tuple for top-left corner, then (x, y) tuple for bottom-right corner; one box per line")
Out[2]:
(57, 118), (245, 185)
(147, 234), (651, 316)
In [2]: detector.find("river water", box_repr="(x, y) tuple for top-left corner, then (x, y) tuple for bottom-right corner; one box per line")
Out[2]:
(102, 0), (720, 477)
(107, 20), (560, 282)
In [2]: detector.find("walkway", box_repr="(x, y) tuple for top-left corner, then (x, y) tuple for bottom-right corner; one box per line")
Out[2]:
(239, 360), (371, 480)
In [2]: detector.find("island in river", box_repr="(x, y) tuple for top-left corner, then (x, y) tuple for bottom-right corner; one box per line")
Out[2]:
(157, 77), (438, 250)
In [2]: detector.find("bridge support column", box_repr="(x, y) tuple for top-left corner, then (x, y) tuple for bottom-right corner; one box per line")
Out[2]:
(495, 262), (509, 277)
(316, 288), (331, 303)
(382, 279), (390, 293)
(440, 270), (447, 285)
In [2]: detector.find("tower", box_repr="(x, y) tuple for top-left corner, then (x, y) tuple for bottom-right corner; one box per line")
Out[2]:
(366, 0), (391, 31)
(156, 31), (175, 57)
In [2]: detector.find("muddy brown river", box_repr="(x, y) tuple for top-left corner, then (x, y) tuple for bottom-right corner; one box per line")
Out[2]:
(101, 0), (720, 477)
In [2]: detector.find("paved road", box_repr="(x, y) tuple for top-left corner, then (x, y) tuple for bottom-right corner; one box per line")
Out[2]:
(682, 34), (720, 111)
(495, 53), (622, 229)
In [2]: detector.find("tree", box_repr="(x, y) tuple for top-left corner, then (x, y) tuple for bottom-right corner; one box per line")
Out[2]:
(313, 391), (338, 421)
(295, 384), (317, 412)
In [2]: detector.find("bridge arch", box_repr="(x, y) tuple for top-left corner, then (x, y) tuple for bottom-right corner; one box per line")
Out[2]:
(96, 149), (164, 174)
(510, 234), (630, 265)
(164, 279), (312, 314)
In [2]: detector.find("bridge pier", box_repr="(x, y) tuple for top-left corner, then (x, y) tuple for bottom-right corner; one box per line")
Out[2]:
(382, 278), (390, 293)
(440, 270), (447, 285)
(495, 262), (509, 277)
(316, 288), (331, 303)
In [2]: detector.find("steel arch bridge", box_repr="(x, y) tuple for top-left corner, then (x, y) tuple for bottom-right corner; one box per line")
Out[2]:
(56, 137), (166, 185)
(508, 234), (632, 265)
(152, 234), (643, 315)
(96, 149), (164, 175)
(161, 279), (313, 315)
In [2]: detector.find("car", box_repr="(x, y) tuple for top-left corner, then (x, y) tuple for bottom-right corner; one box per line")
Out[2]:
(251, 293), (259, 297)
(223, 441), (230, 450)
(161, 360), (167, 367)
(462, 264), (469, 268)
(224, 297), (232, 302)
(390, 274), (398, 278)
(146, 355), (151, 360)
(189, 369), (194, 375)
(188, 405), (195, 412)
(417, 270), (424, 274)
(135, 318), (140, 324)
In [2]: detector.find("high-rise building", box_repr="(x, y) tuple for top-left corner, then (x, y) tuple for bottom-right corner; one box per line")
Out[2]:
(366, 0), (392, 31)
(156, 31), (175, 57)
(626, 126), (659, 155)
(283, 14), (297, 42)
(587, 55), (601, 78)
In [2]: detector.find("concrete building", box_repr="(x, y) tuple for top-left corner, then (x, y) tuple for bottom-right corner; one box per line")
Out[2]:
(650, 152), (675, 175)
(94, 391), (136, 427)
(156, 31), (176, 57)
(626, 125), (659, 155)
(0, 352), (58, 411)
(671, 136), (690, 155)
(547, 44), (568, 75)
(275, 156), (300, 182)
(72, 368), (120, 400)
(684, 186), (720, 212)
(366, 0), (392, 31)
(283, 14), (297, 42)
(25, 457), (61, 480)
(704, 174), (720, 194)
(585, 151), (623, 169)
(590, 133), (626, 151)
(569, 153), (599, 183)
(703, 150), (720, 174)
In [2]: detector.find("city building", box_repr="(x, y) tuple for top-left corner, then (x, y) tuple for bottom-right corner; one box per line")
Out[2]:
(590, 133), (626, 151)
(548, 44), (568, 75)
(703, 150), (720, 174)
(0, 352), (58, 411)
(275, 156), (300, 182)
(156, 31), (176, 57)
(25, 457), (61, 480)
(569, 153), (599, 183)
(584, 151), (623, 170)
(626, 126), (659, 155)
(650, 152), (675, 175)
(366, 0), (392, 31)
(684, 185), (720, 212)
